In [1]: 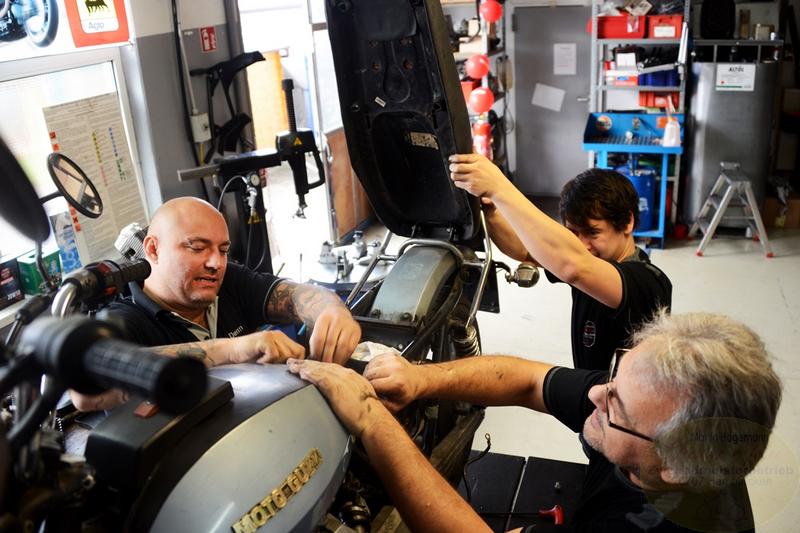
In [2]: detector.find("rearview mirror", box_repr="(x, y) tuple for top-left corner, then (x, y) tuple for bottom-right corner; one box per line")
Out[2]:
(46, 153), (103, 218)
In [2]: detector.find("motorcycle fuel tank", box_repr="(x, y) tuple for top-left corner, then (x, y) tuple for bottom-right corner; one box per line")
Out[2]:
(88, 364), (351, 533)
(326, 0), (479, 243)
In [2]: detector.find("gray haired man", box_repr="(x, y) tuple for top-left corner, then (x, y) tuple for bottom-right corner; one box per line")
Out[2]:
(288, 312), (782, 532)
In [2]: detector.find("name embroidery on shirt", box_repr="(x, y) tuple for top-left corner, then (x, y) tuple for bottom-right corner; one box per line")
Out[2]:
(583, 320), (596, 347)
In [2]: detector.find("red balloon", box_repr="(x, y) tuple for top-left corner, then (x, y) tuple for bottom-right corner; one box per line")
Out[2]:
(479, 0), (503, 23)
(468, 87), (495, 114)
(465, 54), (490, 79)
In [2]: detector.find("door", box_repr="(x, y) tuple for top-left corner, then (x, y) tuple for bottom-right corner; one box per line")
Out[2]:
(513, 6), (591, 196)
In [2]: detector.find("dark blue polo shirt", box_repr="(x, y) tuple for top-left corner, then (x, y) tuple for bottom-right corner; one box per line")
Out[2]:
(98, 262), (283, 347)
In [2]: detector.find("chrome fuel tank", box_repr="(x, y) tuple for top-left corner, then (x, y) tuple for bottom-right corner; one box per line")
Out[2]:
(88, 364), (351, 533)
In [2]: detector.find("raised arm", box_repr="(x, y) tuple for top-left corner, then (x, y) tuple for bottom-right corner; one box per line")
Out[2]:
(266, 280), (361, 364)
(365, 354), (553, 413)
(482, 198), (534, 263)
(450, 154), (624, 308)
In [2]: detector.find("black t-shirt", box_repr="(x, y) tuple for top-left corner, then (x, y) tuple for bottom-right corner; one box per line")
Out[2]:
(547, 247), (672, 371)
(541, 367), (756, 533)
(98, 262), (283, 346)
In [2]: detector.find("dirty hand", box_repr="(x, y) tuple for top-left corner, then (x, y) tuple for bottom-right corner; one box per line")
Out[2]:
(287, 358), (385, 438)
(233, 329), (306, 364)
(70, 388), (129, 412)
(309, 307), (362, 365)
(449, 153), (513, 200)
(363, 353), (424, 412)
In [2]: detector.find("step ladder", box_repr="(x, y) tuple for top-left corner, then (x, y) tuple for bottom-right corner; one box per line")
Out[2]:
(689, 162), (773, 258)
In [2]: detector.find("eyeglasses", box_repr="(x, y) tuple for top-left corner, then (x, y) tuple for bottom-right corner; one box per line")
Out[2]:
(606, 348), (654, 442)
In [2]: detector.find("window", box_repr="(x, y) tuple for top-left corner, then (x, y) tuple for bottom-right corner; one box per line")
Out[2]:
(0, 49), (132, 260)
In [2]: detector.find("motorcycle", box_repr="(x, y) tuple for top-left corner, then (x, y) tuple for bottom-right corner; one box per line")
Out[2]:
(0, 0), (59, 48)
(0, 2), (538, 531)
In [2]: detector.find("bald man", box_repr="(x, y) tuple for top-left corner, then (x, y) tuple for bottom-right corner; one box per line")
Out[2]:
(70, 197), (361, 412)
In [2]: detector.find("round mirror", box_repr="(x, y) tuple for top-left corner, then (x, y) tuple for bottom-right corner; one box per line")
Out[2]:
(46, 153), (103, 218)
(0, 137), (51, 243)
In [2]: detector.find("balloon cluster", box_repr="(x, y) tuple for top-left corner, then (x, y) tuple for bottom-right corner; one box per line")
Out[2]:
(465, 1), (503, 115)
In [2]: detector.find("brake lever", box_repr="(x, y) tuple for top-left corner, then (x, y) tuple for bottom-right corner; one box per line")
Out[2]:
(494, 261), (540, 288)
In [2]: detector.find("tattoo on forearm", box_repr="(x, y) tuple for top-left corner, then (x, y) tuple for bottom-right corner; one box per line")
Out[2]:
(153, 342), (214, 367)
(267, 281), (340, 324)
(267, 282), (297, 322)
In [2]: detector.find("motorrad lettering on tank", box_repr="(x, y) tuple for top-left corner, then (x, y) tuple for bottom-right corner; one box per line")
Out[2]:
(0, 0), (59, 48)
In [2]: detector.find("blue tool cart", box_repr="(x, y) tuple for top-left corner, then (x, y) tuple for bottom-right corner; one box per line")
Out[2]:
(582, 112), (684, 246)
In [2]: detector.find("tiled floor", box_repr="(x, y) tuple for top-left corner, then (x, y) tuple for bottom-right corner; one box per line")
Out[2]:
(475, 229), (800, 533)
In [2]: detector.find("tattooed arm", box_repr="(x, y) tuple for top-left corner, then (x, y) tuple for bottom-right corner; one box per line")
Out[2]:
(69, 331), (306, 412)
(266, 280), (361, 365)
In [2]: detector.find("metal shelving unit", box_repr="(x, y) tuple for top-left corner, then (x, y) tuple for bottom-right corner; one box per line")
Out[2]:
(589, 2), (690, 113)
(587, 1), (690, 244)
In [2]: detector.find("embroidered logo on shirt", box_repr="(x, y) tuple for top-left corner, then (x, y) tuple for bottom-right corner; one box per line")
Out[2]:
(228, 325), (244, 338)
(583, 321), (596, 347)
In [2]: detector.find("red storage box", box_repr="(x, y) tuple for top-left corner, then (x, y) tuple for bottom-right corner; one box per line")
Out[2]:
(639, 92), (679, 109)
(587, 16), (646, 38)
(648, 15), (683, 39)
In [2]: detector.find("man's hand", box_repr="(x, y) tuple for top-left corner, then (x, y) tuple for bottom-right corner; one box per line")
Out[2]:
(287, 358), (386, 438)
(364, 354), (424, 412)
(70, 388), (129, 412)
(308, 307), (361, 365)
(449, 153), (514, 200)
(233, 329), (306, 364)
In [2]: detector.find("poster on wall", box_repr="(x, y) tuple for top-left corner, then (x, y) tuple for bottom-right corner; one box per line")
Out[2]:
(43, 92), (147, 263)
(0, 0), (130, 64)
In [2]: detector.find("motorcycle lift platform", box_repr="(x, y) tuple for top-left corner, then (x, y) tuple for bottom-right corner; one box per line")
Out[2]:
(457, 452), (586, 532)
(372, 446), (586, 532)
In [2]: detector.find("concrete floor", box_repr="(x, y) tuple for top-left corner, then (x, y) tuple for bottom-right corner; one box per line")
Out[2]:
(475, 229), (800, 533)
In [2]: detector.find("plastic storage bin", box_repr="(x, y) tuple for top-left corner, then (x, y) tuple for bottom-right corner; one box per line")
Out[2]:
(616, 167), (657, 231)
(638, 68), (679, 87)
(639, 92), (679, 108)
(587, 16), (646, 38)
(647, 15), (683, 39)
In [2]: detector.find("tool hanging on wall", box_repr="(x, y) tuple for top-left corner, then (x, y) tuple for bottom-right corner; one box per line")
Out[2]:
(190, 51), (265, 163)
(275, 79), (326, 218)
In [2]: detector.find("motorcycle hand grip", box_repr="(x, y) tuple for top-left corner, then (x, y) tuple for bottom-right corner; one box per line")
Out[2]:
(21, 316), (207, 415)
(83, 338), (206, 415)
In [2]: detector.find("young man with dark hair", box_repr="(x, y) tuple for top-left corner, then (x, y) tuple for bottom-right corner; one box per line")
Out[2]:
(447, 155), (671, 370)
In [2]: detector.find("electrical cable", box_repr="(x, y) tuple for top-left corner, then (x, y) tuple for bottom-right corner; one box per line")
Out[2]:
(170, 0), (203, 174)
(462, 433), (492, 503)
(215, 175), (247, 211)
(251, 221), (268, 271)
(245, 222), (253, 268)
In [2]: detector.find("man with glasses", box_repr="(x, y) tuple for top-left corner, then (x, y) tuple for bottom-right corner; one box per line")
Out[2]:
(288, 311), (782, 532)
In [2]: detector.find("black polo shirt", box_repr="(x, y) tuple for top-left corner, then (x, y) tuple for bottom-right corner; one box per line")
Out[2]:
(547, 247), (672, 371)
(540, 366), (756, 533)
(98, 262), (283, 347)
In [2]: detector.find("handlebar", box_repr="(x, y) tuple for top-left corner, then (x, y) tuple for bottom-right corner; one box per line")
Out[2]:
(19, 316), (206, 414)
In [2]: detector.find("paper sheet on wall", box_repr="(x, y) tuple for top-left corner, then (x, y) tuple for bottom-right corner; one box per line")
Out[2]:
(532, 83), (566, 112)
(43, 93), (147, 263)
(553, 43), (576, 75)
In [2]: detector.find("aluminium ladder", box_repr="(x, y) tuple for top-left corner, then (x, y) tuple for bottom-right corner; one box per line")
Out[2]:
(689, 162), (773, 257)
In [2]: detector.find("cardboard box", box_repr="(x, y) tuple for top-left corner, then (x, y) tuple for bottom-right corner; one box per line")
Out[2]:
(763, 195), (800, 229)
(16, 249), (62, 295)
(0, 255), (24, 311)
